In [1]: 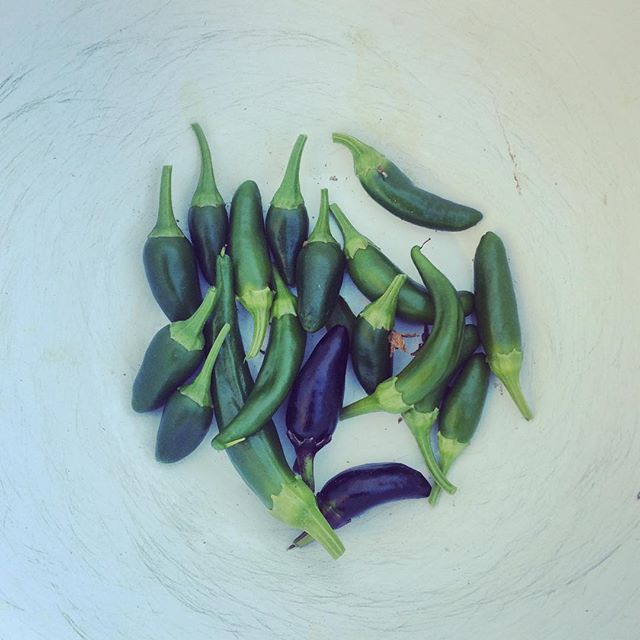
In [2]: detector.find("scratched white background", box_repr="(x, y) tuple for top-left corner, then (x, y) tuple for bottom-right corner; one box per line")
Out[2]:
(2, 1), (639, 638)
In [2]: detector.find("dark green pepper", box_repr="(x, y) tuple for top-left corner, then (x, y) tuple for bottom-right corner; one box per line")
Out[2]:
(143, 166), (202, 321)
(352, 274), (406, 394)
(296, 188), (345, 332)
(333, 133), (482, 231)
(325, 295), (356, 341)
(229, 180), (273, 359)
(132, 287), (219, 413)
(341, 245), (464, 418)
(329, 202), (473, 323)
(209, 252), (344, 559)
(187, 124), (228, 284)
(266, 134), (309, 285)
(155, 323), (230, 463)
(474, 231), (532, 420)
(429, 353), (491, 505)
(211, 267), (306, 450)
(402, 324), (480, 494)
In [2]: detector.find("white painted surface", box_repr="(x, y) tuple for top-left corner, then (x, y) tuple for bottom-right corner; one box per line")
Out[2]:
(2, 1), (639, 638)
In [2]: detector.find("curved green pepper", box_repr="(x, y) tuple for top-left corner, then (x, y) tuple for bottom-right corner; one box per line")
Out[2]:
(155, 323), (230, 463)
(341, 245), (464, 418)
(429, 353), (491, 505)
(229, 180), (273, 359)
(402, 324), (480, 494)
(333, 133), (482, 231)
(352, 274), (406, 394)
(329, 203), (473, 323)
(209, 252), (344, 559)
(266, 135), (309, 285)
(132, 287), (219, 413)
(143, 166), (202, 320)
(188, 124), (228, 284)
(296, 188), (345, 332)
(325, 295), (356, 341)
(474, 231), (532, 420)
(211, 268), (306, 450)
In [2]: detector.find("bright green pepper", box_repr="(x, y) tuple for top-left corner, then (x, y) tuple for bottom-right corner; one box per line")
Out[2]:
(229, 180), (273, 359)
(474, 231), (532, 420)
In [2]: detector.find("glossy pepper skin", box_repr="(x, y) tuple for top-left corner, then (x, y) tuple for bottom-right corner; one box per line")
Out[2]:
(229, 180), (273, 359)
(296, 188), (345, 332)
(325, 295), (356, 341)
(211, 268), (306, 450)
(352, 274), (406, 394)
(286, 325), (350, 490)
(187, 124), (228, 284)
(209, 252), (344, 559)
(402, 324), (480, 495)
(143, 166), (202, 321)
(329, 202), (473, 323)
(266, 135), (309, 285)
(132, 287), (219, 413)
(333, 133), (482, 231)
(155, 323), (230, 463)
(474, 231), (532, 420)
(341, 245), (464, 419)
(289, 463), (431, 548)
(429, 353), (491, 505)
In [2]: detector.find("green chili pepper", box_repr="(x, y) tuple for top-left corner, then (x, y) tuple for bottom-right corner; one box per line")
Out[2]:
(155, 323), (230, 463)
(187, 124), (228, 284)
(332, 133), (482, 231)
(325, 295), (356, 341)
(209, 252), (344, 559)
(474, 231), (533, 420)
(143, 166), (202, 321)
(266, 134), (309, 285)
(341, 245), (464, 418)
(352, 274), (406, 394)
(132, 287), (219, 413)
(211, 268), (306, 450)
(402, 324), (480, 494)
(428, 353), (491, 505)
(229, 180), (274, 359)
(296, 188), (345, 332)
(329, 203), (473, 323)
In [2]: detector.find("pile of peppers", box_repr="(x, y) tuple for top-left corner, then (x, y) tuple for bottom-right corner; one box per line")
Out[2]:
(131, 126), (533, 559)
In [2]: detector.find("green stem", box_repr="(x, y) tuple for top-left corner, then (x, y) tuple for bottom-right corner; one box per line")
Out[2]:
(239, 286), (274, 359)
(403, 409), (457, 494)
(340, 377), (408, 419)
(271, 134), (307, 209)
(332, 132), (385, 179)
(298, 452), (316, 491)
(179, 323), (230, 407)
(149, 166), (184, 238)
(501, 372), (533, 421)
(428, 436), (465, 505)
(271, 267), (297, 319)
(360, 274), (406, 330)
(170, 287), (219, 351)
(191, 123), (224, 208)
(307, 188), (337, 244)
(329, 203), (370, 259)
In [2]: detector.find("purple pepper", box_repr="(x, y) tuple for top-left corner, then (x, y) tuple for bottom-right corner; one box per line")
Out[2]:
(289, 463), (431, 548)
(286, 325), (350, 490)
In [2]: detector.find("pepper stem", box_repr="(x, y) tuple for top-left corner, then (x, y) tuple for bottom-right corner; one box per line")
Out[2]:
(429, 435), (467, 506)
(191, 123), (224, 208)
(340, 377), (409, 419)
(489, 350), (533, 420)
(271, 134), (307, 209)
(329, 203), (370, 259)
(271, 267), (297, 319)
(332, 132), (384, 179)
(179, 323), (230, 407)
(297, 451), (316, 491)
(239, 286), (274, 359)
(360, 274), (407, 331)
(170, 287), (219, 351)
(307, 188), (337, 244)
(270, 479), (344, 559)
(403, 408), (457, 494)
(149, 166), (185, 238)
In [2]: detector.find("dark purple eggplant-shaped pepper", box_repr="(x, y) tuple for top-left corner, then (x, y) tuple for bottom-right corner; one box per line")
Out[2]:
(289, 462), (431, 548)
(286, 325), (349, 491)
